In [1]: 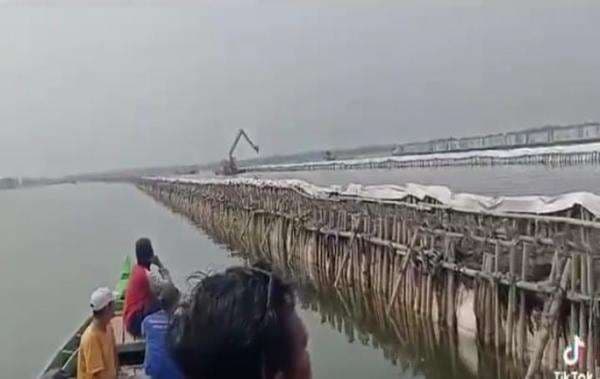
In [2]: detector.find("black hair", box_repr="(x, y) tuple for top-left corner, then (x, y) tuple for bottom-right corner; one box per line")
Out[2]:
(159, 284), (180, 312)
(167, 265), (296, 379)
(135, 238), (154, 267)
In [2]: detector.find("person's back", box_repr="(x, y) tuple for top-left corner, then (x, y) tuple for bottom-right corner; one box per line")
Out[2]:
(123, 262), (153, 335)
(142, 310), (184, 379)
(77, 288), (118, 379)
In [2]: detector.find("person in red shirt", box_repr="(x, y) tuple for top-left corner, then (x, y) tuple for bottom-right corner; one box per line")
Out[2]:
(123, 238), (171, 337)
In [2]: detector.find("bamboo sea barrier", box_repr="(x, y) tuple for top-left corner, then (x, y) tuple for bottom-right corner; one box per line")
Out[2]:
(245, 147), (600, 173)
(137, 178), (600, 378)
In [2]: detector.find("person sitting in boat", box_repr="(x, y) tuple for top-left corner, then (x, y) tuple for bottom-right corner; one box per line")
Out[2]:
(123, 237), (173, 338)
(77, 287), (119, 379)
(166, 264), (312, 379)
(141, 283), (185, 379)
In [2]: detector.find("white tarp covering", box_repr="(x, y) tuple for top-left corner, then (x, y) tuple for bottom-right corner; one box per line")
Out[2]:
(147, 176), (600, 218)
(245, 142), (600, 171)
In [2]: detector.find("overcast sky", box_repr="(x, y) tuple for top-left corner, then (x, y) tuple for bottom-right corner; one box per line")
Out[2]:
(1, 1), (599, 176)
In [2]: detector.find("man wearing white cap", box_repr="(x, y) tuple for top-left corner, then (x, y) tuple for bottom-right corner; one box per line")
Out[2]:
(77, 287), (119, 379)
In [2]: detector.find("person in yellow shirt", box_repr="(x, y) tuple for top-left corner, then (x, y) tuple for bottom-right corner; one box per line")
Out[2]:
(77, 287), (119, 379)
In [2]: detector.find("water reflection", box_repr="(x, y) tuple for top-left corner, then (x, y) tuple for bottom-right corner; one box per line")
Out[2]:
(279, 268), (527, 379)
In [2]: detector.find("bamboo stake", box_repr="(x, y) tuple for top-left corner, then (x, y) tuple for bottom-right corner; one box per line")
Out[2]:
(586, 254), (595, 372)
(481, 253), (489, 345)
(579, 252), (588, 373)
(525, 258), (571, 379)
(483, 252), (492, 342)
(446, 236), (457, 328)
(386, 230), (419, 313)
(506, 244), (517, 356)
(517, 243), (530, 362)
(494, 240), (502, 350)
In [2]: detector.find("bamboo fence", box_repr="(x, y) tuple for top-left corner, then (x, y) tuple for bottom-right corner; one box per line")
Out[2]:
(138, 178), (600, 378)
(247, 151), (600, 173)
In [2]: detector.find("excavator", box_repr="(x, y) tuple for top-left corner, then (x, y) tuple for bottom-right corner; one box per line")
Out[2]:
(215, 129), (260, 176)
(324, 150), (336, 161)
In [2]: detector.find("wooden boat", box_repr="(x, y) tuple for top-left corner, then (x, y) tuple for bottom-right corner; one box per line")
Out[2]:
(40, 257), (146, 378)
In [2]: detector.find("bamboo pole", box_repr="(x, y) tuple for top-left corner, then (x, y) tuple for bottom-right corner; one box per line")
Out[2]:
(494, 240), (502, 350)
(517, 243), (530, 362)
(446, 236), (457, 328)
(586, 254), (595, 372)
(506, 244), (517, 356)
(386, 231), (419, 313)
(485, 252), (494, 346)
(579, 252), (588, 373)
(525, 258), (572, 379)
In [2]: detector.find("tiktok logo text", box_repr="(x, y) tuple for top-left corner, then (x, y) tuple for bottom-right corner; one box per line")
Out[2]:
(554, 335), (593, 379)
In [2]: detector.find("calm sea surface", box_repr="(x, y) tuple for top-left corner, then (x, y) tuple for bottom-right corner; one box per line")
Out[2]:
(2, 166), (595, 378)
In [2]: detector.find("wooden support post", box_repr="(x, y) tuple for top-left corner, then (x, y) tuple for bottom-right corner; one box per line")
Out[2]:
(494, 241), (502, 350)
(334, 232), (355, 287)
(505, 244), (517, 356)
(517, 243), (530, 362)
(587, 254), (595, 372)
(525, 258), (571, 379)
(386, 230), (419, 313)
(481, 253), (491, 345)
(579, 252), (589, 373)
(446, 236), (457, 328)
(486, 252), (495, 346)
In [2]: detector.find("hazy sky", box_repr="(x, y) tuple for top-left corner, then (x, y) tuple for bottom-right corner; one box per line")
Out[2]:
(1, 1), (599, 176)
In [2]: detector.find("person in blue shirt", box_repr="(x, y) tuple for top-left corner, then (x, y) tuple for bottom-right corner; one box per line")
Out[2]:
(141, 283), (184, 379)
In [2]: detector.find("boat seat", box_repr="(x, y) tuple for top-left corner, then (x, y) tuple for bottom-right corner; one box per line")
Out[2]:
(111, 315), (145, 356)
(111, 315), (139, 346)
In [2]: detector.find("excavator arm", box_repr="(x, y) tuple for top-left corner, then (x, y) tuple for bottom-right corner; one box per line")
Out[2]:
(215, 129), (259, 176)
(229, 129), (259, 159)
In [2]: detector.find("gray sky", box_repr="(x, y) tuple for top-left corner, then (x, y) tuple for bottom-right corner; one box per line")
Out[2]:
(1, 1), (599, 176)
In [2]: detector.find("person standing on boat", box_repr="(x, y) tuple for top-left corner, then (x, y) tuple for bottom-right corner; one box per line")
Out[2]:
(141, 283), (184, 379)
(123, 238), (173, 338)
(77, 287), (119, 379)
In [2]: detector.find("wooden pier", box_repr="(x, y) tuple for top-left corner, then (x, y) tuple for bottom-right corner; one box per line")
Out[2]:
(138, 178), (600, 377)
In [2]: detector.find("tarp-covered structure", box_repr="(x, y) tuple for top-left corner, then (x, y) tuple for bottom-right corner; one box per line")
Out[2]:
(147, 176), (600, 219)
